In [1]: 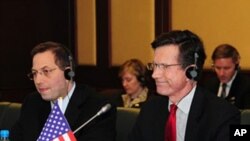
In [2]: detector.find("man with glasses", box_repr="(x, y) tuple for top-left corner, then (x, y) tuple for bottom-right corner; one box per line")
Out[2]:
(10, 41), (116, 141)
(203, 44), (250, 109)
(128, 30), (240, 141)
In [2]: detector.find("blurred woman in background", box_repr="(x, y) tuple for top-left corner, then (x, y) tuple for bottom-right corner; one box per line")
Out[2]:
(118, 59), (151, 108)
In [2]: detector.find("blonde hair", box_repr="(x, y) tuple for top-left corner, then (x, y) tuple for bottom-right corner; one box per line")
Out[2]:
(119, 59), (146, 86)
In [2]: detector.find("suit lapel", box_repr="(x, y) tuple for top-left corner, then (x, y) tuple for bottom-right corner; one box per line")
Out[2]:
(146, 96), (169, 141)
(212, 78), (220, 95)
(35, 99), (51, 139)
(156, 97), (169, 140)
(64, 84), (87, 130)
(185, 86), (205, 141)
(228, 73), (240, 98)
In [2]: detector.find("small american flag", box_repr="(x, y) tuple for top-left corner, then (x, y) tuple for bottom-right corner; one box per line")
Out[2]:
(37, 100), (76, 141)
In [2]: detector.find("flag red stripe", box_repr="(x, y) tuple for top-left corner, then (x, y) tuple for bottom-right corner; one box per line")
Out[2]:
(58, 135), (64, 141)
(68, 131), (77, 141)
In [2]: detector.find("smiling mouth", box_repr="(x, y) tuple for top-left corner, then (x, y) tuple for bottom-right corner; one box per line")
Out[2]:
(155, 81), (166, 84)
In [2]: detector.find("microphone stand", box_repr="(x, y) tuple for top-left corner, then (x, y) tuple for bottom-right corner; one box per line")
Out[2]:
(73, 113), (99, 134)
(73, 103), (111, 134)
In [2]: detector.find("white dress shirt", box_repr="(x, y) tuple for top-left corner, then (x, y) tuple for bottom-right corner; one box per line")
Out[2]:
(168, 85), (196, 141)
(217, 71), (237, 97)
(51, 82), (76, 114)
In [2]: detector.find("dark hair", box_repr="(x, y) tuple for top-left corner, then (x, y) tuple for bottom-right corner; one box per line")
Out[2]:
(31, 41), (75, 71)
(212, 44), (240, 64)
(118, 59), (146, 87)
(151, 30), (206, 71)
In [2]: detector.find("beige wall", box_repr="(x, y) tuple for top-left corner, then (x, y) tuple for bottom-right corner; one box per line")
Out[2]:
(76, 0), (96, 65)
(76, 0), (154, 66)
(172, 0), (250, 69)
(76, 0), (250, 69)
(110, 0), (155, 65)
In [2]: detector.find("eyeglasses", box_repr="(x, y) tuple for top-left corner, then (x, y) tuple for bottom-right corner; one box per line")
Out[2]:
(147, 63), (182, 71)
(27, 68), (57, 80)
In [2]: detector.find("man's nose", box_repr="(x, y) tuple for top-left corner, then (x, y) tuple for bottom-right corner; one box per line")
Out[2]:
(217, 69), (225, 76)
(34, 72), (45, 84)
(152, 68), (162, 79)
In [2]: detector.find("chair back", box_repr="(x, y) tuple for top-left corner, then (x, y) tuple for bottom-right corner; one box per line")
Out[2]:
(241, 109), (250, 124)
(116, 107), (140, 141)
(0, 102), (21, 130)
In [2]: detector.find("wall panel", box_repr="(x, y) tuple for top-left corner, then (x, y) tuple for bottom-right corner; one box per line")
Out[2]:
(172, 0), (250, 69)
(0, 0), (75, 102)
(110, 0), (155, 65)
(76, 0), (96, 65)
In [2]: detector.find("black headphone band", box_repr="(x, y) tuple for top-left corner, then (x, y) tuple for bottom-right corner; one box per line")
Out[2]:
(63, 47), (75, 80)
(185, 49), (199, 80)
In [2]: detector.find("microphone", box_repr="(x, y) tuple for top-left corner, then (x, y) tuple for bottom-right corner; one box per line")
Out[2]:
(73, 103), (112, 134)
(97, 103), (111, 116)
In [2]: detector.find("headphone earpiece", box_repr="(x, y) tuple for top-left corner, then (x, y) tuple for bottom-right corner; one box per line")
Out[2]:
(64, 55), (75, 80)
(185, 52), (199, 80)
(64, 68), (75, 80)
(235, 63), (239, 70)
(185, 66), (198, 80)
(137, 75), (146, 86)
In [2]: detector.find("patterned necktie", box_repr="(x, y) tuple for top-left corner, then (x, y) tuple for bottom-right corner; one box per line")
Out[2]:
(165, 104), (177, 141)
(221, 83), (227, 98)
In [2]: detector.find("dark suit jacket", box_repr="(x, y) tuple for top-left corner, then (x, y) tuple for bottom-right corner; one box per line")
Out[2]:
(203, 72), (250, 109)
(128, 86), (240, 141)
(10, 84), (116, 141)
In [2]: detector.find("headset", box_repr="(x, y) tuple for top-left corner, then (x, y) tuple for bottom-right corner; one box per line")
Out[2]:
(185, 52), (199, 80)
(137, 75), (146, 86)
(134, 61), (147, 87)
(235, 63), (239, 70)
(63, 47), (75, 81)
(184, 31), (200, 81)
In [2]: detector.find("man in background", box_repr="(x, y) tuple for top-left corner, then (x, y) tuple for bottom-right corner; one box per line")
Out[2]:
(203, 44), (250, 109)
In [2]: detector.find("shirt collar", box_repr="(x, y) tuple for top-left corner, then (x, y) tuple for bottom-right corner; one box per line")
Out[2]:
(51, 81), (76, 113)
(221, 71), (237, 87)
(169, 85), (196, 114)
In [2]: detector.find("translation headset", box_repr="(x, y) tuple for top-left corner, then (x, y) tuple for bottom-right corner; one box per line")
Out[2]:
(235, 63), (239, 70)
(184, 31), (200, 81)
(63, 47), (75, 81)
(137, 75), (146, 86)
(133, 60), (146, 86)
(185, 52), (199, 80)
